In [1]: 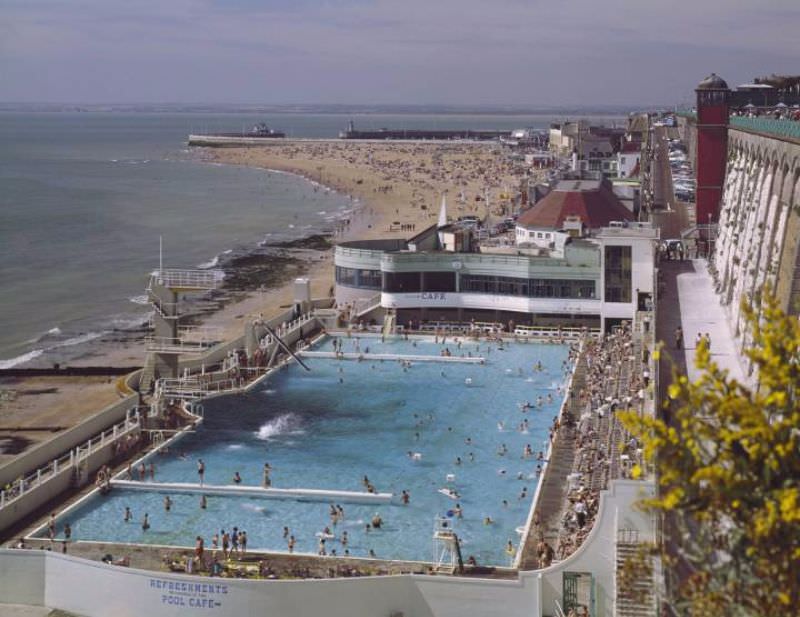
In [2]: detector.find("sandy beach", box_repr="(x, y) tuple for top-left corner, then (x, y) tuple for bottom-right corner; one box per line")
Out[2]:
(1, 139), (525, 459)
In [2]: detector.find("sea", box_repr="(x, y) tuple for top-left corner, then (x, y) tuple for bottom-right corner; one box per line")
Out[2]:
(0, 110), (625, 368)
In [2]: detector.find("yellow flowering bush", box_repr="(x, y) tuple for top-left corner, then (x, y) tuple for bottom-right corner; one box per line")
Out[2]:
(619, 291), (800, 616)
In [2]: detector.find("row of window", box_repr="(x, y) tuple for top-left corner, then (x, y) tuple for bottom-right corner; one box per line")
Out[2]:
(337, 267), (598, 299)
(460, 275), (596, 299)
(335, 267), (382, 290)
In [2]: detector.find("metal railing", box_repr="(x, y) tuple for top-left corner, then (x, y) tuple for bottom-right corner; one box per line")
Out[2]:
(145, 337), (213, 354)
(151, 269), (222, 290)
(0, 410), (140, 511)
(730, 116), (800, 142)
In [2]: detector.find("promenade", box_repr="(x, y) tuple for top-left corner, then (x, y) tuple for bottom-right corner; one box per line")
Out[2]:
(656, 259), (746, 390)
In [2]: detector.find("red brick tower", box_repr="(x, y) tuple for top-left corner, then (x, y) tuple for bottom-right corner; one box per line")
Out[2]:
(695, 73), (730, 224)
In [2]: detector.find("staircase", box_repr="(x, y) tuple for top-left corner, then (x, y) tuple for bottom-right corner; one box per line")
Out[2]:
(138, 353), (156, 395)
(616, 541), (657, 617)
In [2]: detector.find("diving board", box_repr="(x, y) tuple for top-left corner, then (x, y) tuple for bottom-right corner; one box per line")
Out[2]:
(110, 480), (392, 504)
(298, 351), (486, 364)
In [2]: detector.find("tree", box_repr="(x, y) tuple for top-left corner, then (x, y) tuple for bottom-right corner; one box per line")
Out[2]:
(619, 292), (800, 616)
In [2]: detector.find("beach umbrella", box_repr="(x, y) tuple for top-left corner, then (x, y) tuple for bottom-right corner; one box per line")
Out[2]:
(744, 103), (756, 109)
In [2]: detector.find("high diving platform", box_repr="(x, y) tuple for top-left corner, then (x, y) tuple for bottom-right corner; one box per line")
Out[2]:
(298, 351), (486, 364)
(110, 480), (393, 504)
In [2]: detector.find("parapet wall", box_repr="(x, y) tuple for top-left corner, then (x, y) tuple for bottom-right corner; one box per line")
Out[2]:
(713, 129), (800, 353)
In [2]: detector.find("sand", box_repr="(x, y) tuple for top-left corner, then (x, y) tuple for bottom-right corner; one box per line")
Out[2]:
(0, 376), (123, 465)
(3, 139), (525, 458)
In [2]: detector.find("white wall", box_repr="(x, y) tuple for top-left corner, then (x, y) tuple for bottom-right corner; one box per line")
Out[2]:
(0, 549), (540, 617)
(382, 292), (602, 317)
(0, 479), (654, 617)
(539, 480), (655, 617)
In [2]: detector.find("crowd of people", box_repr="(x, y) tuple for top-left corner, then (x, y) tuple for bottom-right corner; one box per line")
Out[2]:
(552, 323), (647, 561)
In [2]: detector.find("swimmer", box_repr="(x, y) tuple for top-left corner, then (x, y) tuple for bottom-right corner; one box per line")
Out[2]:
(371, 514), (382, 528)
(497, 421), (505, 431)
(232, 471), (242, 484)
(288, 535), (295, 553)
(141, 513), (150, 531)
(498, 469), (507, 476)
(124, 506), (132, 522)
(283, 526), (290, 539)
(519, 487), (528, 500)
(468, 452), (475, 462)
(502, 500), (509, 508)
(164, 495), (172, 512)
(369, 549), (376, 558)
(401, 490), (410, 504)
(341, 531), (349, 546)
(200, 494), (207, 509)
(454, 503), (463, 518)
(465, 437), (472, 445)
(484, 516), (494, 525)
(455, 456), (462, 466)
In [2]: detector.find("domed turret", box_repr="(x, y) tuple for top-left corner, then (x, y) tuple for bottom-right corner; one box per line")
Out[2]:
(697, 73), (729, 90)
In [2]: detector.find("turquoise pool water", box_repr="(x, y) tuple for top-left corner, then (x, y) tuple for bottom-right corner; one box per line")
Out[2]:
(44, 336), (571, 565)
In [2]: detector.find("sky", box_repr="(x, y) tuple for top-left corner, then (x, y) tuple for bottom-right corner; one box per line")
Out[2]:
(0, 0), (798, 107)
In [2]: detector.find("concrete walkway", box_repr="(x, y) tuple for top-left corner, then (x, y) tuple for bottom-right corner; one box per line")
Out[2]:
(657, 259), (746, 390)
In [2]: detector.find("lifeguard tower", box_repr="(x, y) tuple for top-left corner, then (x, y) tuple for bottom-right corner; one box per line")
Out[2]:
(432, 516), (464, 574)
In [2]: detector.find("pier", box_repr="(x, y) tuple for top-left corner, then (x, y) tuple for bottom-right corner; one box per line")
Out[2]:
(110, 480), (393, 504)
(298, 351), (486, 363)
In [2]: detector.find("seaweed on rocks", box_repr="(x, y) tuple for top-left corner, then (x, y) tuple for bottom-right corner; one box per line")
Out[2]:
(263, 234), (332, 251)
(221, 252), (307, 292)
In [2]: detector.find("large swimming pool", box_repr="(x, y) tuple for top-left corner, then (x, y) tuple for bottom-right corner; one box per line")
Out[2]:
(42, 336), (571, 565)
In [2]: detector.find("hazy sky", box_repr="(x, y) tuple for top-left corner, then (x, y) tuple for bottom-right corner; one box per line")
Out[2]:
(1, 0), (798, 106)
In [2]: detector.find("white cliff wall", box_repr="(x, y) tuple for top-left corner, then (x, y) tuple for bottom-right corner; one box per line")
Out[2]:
(712, 129), (800, 368)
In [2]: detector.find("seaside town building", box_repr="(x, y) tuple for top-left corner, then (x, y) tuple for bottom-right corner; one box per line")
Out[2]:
(335, 189), (656, 332)
(5, 71), (800, 617)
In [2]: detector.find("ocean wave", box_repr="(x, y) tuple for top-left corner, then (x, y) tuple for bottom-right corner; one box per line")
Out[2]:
(0, 349), (45, 369)
(52, 331), (105, 349)
(129, 294), (149, 305)
(197, 255), (220, 269)
(0, 329), (108, 369)
(255, 413), (301, 441)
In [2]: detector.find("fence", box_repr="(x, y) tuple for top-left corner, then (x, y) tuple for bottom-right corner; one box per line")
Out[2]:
(0, 410), (141, 531)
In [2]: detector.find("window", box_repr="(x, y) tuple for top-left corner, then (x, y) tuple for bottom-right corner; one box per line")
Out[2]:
(335, 266), (358, 287)
(461, 275), (595, 299)
(423, 272), (456, 292)
(383, 271), (421, 293)
(335, 267), (381, 289)
(604, 245), (632, 303)
(358, 269), (382, 290)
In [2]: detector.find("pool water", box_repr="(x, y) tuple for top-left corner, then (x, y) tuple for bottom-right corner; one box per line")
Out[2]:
(45, 336), (571, 565)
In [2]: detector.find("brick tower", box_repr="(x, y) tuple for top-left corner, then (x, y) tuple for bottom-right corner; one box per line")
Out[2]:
(695, 73), (730, 225)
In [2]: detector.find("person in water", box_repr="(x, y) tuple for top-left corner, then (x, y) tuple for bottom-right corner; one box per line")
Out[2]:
(124, 506), (132, 522)
(233, 471), (242, 484)
(141, 513), (150, 531)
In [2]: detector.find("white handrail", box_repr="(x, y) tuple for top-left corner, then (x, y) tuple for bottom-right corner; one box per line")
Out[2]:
(0, 411), (141, 513)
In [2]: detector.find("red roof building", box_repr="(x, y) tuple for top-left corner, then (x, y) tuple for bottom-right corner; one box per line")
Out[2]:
(516, 179), (634, 230)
